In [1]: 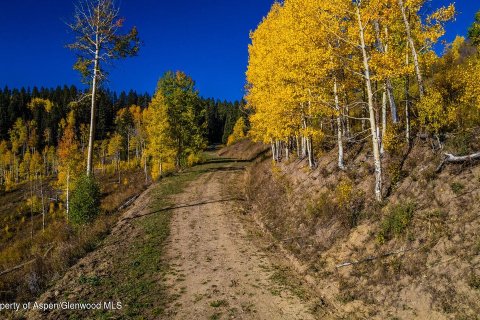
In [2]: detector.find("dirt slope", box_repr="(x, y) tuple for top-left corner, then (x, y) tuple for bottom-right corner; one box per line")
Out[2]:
(22, 184), (160, 320)
(242, 139), (480, 319)
(218, 140), (269, 161)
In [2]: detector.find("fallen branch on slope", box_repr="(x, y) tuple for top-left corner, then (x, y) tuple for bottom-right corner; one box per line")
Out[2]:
(0, 246), (54, 277)
(118, 194), (141, 211)
(335, 247), (419, 268)
(436, 151), (480, 172)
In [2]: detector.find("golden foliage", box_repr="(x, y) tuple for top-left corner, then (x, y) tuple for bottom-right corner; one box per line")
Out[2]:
(227, 117), (248, 146)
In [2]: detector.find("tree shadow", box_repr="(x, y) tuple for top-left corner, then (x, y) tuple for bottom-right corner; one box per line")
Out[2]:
(121, 197), (246, 222)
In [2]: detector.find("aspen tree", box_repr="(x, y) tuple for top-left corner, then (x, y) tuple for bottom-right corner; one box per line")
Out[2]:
(245, 0), (455, 201)
(397, 0), (455, 98)
(353, 0), (383, 201)
(57, 112), (81, 220)
(227, 118), (248, 146)
(67, 0), (140, 176)
(144, 88), (175, 180)
(398, 0), (425, 98)
(107, 133), (123, 183)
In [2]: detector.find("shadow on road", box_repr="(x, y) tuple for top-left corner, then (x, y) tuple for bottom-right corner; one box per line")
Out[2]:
(121, 197), (246, 222)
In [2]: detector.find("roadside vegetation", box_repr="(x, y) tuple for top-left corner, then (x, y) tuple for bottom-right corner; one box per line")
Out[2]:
(0, 0), (245, 304)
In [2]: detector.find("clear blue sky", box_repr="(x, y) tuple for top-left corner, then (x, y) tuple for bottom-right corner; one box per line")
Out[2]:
(0, 1), (478, 101)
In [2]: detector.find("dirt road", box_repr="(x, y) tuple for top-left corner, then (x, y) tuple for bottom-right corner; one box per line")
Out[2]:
(23, 157), (315, 320)
(163, 161), (315, 320)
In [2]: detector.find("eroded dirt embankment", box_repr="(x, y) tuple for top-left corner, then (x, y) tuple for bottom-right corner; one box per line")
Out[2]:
(241, 139), (480, 320)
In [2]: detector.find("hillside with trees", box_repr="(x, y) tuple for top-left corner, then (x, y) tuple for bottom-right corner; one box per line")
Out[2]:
(0, 78), (244, 300)
(1, 0), (480, 319)
(237, 0), (480, 318)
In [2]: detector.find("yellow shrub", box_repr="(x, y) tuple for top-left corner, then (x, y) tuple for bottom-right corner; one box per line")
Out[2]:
(227, 118), (247, 146)
(335, 179), (353, 205)
(151, 160), (175, 181)
(187, 152), (205, 167)
(382, 124), (406, 155)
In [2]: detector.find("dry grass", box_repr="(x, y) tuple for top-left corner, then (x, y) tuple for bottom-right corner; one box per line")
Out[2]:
(0, 168), (148, 303)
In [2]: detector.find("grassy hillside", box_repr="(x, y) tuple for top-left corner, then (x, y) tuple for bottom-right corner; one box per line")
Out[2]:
(0, 169), (148, 303)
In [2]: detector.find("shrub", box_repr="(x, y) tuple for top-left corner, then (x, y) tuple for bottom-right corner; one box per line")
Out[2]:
(306, 193), (337, 220)
(187, 152), (205, 167)
(70, 174), (101, 225)
(445, 131), (474, 156)
(387, 162), (408, 188)
(335, 179), (365, 228)
(377, 202), (416, 244)
(450, 182), (465, 195)
(382, 123), (406, 155)
(468, 273), (480, 290)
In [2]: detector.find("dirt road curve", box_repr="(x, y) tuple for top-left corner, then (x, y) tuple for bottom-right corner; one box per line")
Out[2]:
(163, 164), (314, 320)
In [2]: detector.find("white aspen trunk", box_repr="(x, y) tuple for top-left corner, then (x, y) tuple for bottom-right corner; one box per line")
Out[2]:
(334, 78), (345, 170)
(357, 5), (383, 202)
(285, 139), (290, 162)
(66, 170), (70, 221)
(374, 81), (381, 147)
(398, 0), (424, 98)
(386, 79), (398, 122)
(127, 132), (130, 164)
(301, 108), (307, 159)
(296, 135), (301, 158)
(276, 140), (281, 161)
(271, 139), (276, 162)
(337, 116), (345, 170)
(41, 176), (45, 232)
(373, 21), (399, 122)
(275, 141), (279, 162)
(301, 136), (307, 158)
(305, 100), (315, 169)
(405, 45), (411, 144)
(86, 22), (100, 176)
(302, 115), (313, 168)
(307, 137), (314, 169)
(278, 141), (281, 161)
(381, 84), (387, 155)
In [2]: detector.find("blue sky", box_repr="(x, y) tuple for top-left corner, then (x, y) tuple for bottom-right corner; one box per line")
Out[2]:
(0, 1), (478, 101)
